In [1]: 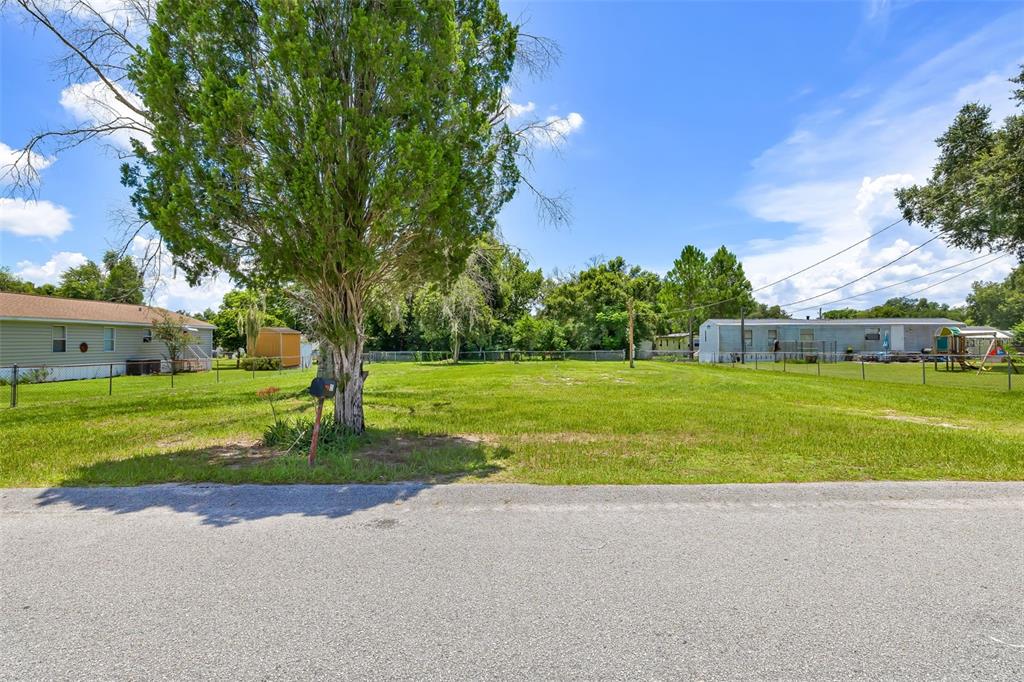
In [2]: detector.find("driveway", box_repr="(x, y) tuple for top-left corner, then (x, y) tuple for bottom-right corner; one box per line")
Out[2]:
(1, 482), (1022, 680)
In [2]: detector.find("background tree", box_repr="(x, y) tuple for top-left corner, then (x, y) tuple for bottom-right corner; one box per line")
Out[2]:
(659, 245), (709, 350)
(237, 297), (266, 358)
(704, 246), (756, 319)
(101, 250), (144, 304)
(964, 265), (1024, 328)
(822, 297), (967, 320)
(749, 303), (790, 319)
(130, 0), (523, 432)
(57, 261), (105, 300)
(896, 67), (1024, 257)
(0, 267), (39, 294)
(414, 246), (494, 362)
(1012, 320), (1024, 350)
(540, 257), (661, 349)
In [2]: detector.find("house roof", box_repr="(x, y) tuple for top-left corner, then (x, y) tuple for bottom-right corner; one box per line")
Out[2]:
(958, 326), (1012, 339)
(655, 332), (693, 338)
(701, 318), (963, 327)
(0, 292), (215, 329)
(260, 326), (301, 334)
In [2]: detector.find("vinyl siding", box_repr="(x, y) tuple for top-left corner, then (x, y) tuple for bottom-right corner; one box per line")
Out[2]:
(0, 320), (213, 367)
(698, 320), (945, 362)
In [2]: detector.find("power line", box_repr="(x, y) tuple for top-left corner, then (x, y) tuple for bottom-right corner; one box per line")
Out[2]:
(788, 251), (1003, 315)
(890, 253), (1008, 299)
(770, 234), (942, 310)
(750, 213), (913, 295)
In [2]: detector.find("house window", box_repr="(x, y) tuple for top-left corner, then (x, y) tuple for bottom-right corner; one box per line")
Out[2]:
(743, 329), (753, 345)
(864, 327), (881, 341)
(800, 329), (814, 342)
(103, 327), (116, 352)
(142, 328), (152, 343)
(767, 329), (778, 342)
(52, 326), (66, 353)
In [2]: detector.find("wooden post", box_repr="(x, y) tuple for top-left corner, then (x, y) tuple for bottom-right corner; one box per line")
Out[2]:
(309, 397), (325, 466)
(10, 364), (17, 408)
(627, 299), (635, 369)
(109, 364), (113, 396)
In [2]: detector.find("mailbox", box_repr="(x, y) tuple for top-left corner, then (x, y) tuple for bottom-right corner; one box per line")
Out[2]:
(308, 377), (337, 398)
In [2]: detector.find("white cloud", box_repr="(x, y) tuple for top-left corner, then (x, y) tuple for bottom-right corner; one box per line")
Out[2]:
(15, 251), (88, 285)
(129, 236), (234, 313)
(0, 198), (73, 239)
(501, 87), (584, 148)
(60, 80), (150, 151)
(737, 12), (1023, 310)
(526, 112), (585, 148)
(0, 141), (55, 185)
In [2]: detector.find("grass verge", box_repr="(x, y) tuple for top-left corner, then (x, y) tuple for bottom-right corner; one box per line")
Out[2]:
(1, 361), (1021, 486)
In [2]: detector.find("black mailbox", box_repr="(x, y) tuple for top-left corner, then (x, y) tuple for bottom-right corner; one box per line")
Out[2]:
(309, 377), (337, 398)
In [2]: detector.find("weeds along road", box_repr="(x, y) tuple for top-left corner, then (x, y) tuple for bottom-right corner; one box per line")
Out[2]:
(2, 482), (1022, 680)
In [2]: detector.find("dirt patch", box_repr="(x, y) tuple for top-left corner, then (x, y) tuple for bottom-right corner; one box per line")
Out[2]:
(199, 440), (284, 468)
(879, 411), (969, 430)
(355, 433), (488, 465)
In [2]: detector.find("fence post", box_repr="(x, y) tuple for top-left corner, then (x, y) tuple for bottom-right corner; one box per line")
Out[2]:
(216, 361), (220, 383)
(921, 358), (926, 385)
(109, 364), (113, 396)
(817, 357), (821, 376)
(171, 359), (175, 388)
(861, 359), (865, 380)
(10, 364), (17, 408)
(783, 354), (786, 372)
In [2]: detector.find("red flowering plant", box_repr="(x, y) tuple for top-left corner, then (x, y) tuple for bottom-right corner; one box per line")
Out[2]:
(257, 386), (282, 425)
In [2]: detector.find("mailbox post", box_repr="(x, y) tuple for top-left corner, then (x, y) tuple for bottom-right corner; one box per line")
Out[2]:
(307, 377), (337, 466)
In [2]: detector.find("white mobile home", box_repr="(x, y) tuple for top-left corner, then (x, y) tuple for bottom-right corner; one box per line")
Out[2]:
(0, 292), (215, 380)
(697, 318), (964, 363)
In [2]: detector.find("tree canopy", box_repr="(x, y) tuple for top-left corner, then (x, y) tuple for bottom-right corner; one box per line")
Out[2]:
(896, 67), (1024, 257)
(131, 0), (522, 431)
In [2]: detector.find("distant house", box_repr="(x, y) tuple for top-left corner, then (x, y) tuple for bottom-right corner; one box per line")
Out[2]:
(0, 292), (215, 380)
(697, 318), (964, 363)
(653, 332), (696, 351)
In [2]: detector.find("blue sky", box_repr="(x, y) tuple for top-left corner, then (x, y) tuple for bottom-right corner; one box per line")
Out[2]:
(2, 0), (1022, 314)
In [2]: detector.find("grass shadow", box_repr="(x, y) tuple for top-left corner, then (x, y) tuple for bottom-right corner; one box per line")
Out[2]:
(35, 430), (510, 526)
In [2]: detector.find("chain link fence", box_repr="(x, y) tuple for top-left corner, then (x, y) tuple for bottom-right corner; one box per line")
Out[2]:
(361, 349), (626, 363)
(1, 356), (313, 408)
(714, 351), (1021, 393)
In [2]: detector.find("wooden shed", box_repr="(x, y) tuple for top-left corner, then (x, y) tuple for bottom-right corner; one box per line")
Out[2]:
(253, 327), (301, 367)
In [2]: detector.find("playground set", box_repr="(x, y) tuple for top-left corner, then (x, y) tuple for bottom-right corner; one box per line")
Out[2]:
(933, 326), (1019, 374)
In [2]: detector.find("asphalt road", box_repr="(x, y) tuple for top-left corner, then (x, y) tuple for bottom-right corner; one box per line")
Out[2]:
(2, 482), (1022, 680)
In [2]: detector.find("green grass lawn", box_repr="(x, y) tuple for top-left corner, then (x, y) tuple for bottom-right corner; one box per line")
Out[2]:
(1, 360), (1021, 487)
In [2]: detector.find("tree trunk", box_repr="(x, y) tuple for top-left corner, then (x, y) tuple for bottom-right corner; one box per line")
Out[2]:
(451, 331), (460, 364)
(331, 339), (367, 433)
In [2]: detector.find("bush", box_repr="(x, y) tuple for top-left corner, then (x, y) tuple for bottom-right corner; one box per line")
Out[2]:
(263, 415), (360, 451)
(240, 356), (282, 371)
(1012, 321), (1024, 352)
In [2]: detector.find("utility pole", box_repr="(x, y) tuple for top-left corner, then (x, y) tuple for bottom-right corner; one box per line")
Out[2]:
(627, 299), (635, 368)
(740, 306), (746, 364)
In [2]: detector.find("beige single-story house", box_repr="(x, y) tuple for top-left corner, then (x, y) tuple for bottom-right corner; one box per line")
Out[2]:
(0, 292), (215, 381)
(654, 332), (696, 351)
